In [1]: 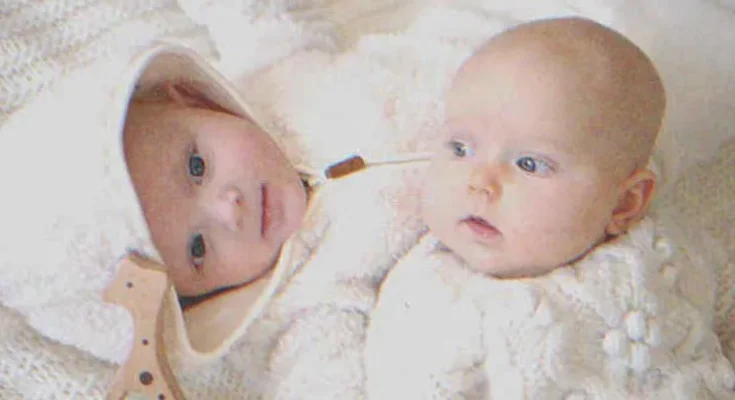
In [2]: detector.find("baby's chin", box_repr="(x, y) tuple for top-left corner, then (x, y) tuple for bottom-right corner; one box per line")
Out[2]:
(448, 247), (556, 279)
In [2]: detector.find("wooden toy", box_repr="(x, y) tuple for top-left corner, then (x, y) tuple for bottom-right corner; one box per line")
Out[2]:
(103, 253), (184, 400)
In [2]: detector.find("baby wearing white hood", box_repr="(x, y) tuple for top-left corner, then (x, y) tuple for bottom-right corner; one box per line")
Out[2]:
(0, 2), (429, 397)
(365, 17), (735, 399)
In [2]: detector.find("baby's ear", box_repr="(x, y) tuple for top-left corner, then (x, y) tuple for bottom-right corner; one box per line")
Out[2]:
(606, 168), (657, 236)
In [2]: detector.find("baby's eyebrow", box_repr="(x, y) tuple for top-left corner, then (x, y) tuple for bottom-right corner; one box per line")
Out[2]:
(516, 135), (576, 155)
(443, 117), (476, 129)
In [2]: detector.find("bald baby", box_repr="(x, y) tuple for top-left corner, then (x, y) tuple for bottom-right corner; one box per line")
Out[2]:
(422, 17), (667, 278)
(466, 16), (666, 177)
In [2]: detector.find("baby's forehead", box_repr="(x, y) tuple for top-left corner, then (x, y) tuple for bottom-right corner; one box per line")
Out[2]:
(447, 61), (611, 134)
(455, 19), (654, 97)
(448, 47), (634, 136)
(444, 88), (629, 168)
(456, 44), (612, 100)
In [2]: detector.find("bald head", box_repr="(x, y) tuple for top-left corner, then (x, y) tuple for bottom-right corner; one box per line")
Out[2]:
(453, 17), (666, 177)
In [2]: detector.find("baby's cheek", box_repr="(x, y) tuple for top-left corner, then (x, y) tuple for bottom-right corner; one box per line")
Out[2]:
(565, 193), (614, 234)
(168, 264), (199, 297)
(422, 181), (449, 214)
(514, 205), (574, 243)
(438, 166), (468, 194)
(535, 211), (603, 262)
(419, 186), (444, 225)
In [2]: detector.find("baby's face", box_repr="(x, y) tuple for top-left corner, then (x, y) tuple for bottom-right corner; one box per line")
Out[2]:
(124, 92), (307, 296)
(423, 51), (627, 278)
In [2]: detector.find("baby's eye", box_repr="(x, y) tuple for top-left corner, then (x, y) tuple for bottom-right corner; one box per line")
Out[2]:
(515, 156), (552, 175)
(189, 233), (206, 271)
(188, 150), (206, 179)
(447, 140), (473, 158)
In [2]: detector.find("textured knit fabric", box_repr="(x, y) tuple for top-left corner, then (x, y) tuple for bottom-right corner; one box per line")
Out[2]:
(366, 217), (735, 399)
(656, 138), (735, 370)
(0, 0), (216, 123)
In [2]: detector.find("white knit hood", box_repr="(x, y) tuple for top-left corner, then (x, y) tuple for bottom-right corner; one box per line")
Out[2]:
(0, 40), (291, 366)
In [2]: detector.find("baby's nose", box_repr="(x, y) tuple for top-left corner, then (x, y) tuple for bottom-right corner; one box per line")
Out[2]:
(469, 165), (503, 200)
(209, 186), (246, 231)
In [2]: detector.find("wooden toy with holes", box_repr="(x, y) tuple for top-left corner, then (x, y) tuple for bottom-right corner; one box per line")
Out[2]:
(103, 253), (185, 400)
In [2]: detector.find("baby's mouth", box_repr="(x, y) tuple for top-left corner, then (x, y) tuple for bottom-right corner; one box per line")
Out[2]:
(261, 184), (271, 238)
(460, 215), (501, 239)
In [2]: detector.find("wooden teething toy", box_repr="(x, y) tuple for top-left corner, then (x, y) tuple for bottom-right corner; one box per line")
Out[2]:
(103, 253), (184, 400)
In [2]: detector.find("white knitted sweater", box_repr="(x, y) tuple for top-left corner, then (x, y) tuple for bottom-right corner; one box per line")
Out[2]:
(366, 217), (735, 399)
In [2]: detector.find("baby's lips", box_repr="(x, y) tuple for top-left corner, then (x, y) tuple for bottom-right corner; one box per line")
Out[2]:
(260, 183), (269, 238)
(462, 215), (501, 238)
